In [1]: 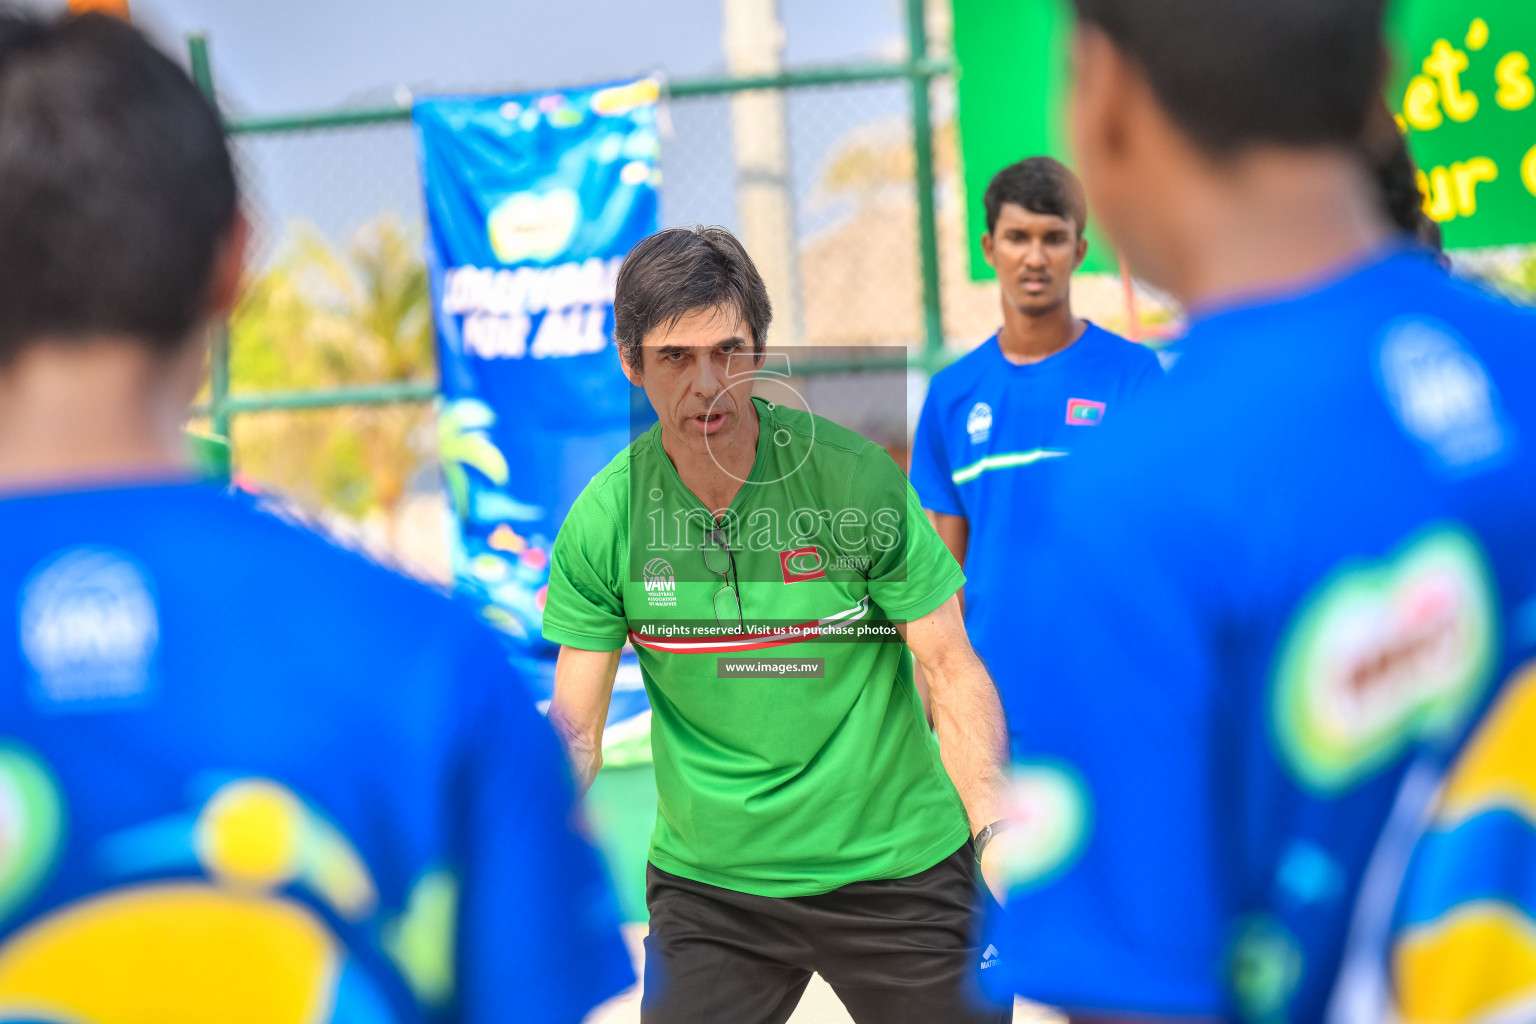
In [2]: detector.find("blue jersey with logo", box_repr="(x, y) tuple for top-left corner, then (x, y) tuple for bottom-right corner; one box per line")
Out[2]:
(1328, 659), (1536, 1024)
(978, 249), (1536, 1023)
(1351, 657), (1536, 1024)
(909, 324), (1161, 738)
(0, 482), (633, 1024)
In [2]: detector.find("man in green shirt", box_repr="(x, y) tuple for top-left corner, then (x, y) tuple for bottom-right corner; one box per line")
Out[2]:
(545, 226), (1013, 1023)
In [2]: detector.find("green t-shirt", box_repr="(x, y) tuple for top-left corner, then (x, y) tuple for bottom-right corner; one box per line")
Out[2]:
(543, 397), (971, 897)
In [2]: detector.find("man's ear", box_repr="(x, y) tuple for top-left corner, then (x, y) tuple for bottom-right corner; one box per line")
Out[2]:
(980, 231), (996, 269)
(619, 348), (643, 387)
(206, 210), (250, 320)
(1073, 233), (1089, 272)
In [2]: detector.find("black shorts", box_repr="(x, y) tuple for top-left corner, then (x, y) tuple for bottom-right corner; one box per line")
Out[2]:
(641, 843), (1012, 1024)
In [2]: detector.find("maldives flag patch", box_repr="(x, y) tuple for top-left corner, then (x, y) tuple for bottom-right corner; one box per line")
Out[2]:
(780, 546), (827, 583)
(1065, 398), (1106, 425)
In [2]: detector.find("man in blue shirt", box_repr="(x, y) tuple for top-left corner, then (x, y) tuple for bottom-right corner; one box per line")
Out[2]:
(0, 11), (631, 1023)
(979, 0), (1536, 1021)
(909, 156), (1160, 741)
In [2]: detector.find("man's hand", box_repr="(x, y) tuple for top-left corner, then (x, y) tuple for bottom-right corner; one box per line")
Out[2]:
(549, 645), (622, 793)
(897, 594), (1009, 899)
(977, 836), (1010, 906)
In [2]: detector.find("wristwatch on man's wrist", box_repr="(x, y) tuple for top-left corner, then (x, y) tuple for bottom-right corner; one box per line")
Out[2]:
(972, 820), (1011, 861)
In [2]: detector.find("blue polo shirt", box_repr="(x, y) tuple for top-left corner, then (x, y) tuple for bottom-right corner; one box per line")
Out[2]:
(978, 248), (1536, 1022)
(909, 323), (1162, 739)
(0, 480), (633, 1023)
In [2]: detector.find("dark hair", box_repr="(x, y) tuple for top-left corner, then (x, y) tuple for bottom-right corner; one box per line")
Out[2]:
(1072, 0), (1389, 156)
(1364, 101), (1444, 252)
(614, 226), (772, 370)
(0, 9), (238, 364)
(983, 157), (1087, 237)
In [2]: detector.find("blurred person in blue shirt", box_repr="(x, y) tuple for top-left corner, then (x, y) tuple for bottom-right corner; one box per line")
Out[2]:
(978, 0), (1536, 1021)
(0, 9), (631, 1023)
(908, 156), (1160, 746)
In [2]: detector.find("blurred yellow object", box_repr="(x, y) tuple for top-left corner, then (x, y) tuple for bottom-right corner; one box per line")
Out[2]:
(1392, 664), (1536, 1024)
(1438, 668), (1536, 827)
(196, 779), (305, 890)
(0, 884), (337, 1024)
(66, 0), (130, 18)
(1395, 904), (1536, 1024)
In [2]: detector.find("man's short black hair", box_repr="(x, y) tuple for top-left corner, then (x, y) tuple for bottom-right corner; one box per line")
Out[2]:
(983, 157), (1087, 237)
(0, 8), (237, 365)
(1072, 0), (1389, 156)
(614, 226), (772, 370)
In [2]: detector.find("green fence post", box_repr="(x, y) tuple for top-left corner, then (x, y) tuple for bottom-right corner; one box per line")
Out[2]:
(187, 32), (232, 442)
(906, 0), (945, 373)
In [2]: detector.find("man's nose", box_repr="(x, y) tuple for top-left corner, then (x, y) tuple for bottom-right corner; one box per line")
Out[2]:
(692, 356), (726, 397)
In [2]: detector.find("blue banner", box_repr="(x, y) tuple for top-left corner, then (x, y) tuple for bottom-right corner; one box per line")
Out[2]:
(413, 80), (658, 723)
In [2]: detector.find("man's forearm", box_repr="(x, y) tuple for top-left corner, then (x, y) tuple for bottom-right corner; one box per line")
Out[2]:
(929, 652), (1009, 832)
(548, 707), (603, 793)
(549, 645), (621, 795)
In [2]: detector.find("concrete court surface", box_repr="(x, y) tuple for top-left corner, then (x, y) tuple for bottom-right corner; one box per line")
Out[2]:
(584, 925), (1064, 1024)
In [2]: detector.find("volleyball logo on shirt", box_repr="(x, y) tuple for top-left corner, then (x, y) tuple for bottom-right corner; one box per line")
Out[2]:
(780, 546), (826, 584)
(1065, 398), (1106, 426)
(643, 557), (676, 607)
(18, 546), (160, 709)
(1376, 319), (1509, 472)
(966, 403), (993, 445)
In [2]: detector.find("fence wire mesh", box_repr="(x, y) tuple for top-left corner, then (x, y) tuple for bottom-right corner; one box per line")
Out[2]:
(223, 77), (960, 577)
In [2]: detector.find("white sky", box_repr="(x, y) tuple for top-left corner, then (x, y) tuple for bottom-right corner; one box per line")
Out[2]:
(24, 1), (917, 263)
(90, 0), (908, 115)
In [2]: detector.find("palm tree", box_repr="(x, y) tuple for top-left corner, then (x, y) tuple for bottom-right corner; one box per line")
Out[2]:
(227, 216), (437, 544)
(436, 398), (509, 519)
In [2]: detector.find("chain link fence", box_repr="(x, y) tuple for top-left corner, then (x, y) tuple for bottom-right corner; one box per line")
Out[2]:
(216, 64), (963, 580)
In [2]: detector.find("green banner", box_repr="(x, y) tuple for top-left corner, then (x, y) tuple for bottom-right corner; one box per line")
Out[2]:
(953, 0), (1536, 273)
(1388, 1), (1536, 249)
(952, 0), (1114, 279)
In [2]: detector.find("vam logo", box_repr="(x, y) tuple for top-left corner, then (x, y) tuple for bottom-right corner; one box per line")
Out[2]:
(966, 402), (992, 445)
(1377, 319), (1508, 472)
(19, 547), (160, 709)
(643, 558), (676, 607)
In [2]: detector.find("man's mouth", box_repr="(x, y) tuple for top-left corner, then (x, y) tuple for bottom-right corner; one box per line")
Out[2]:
(1021, 277), (1050, 294)
(690, 411), (727, 435)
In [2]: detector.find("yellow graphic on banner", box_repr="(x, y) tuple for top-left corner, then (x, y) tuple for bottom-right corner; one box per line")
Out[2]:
(1495, 52), (1535, 110)
(1389, 6), (1536, 238)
